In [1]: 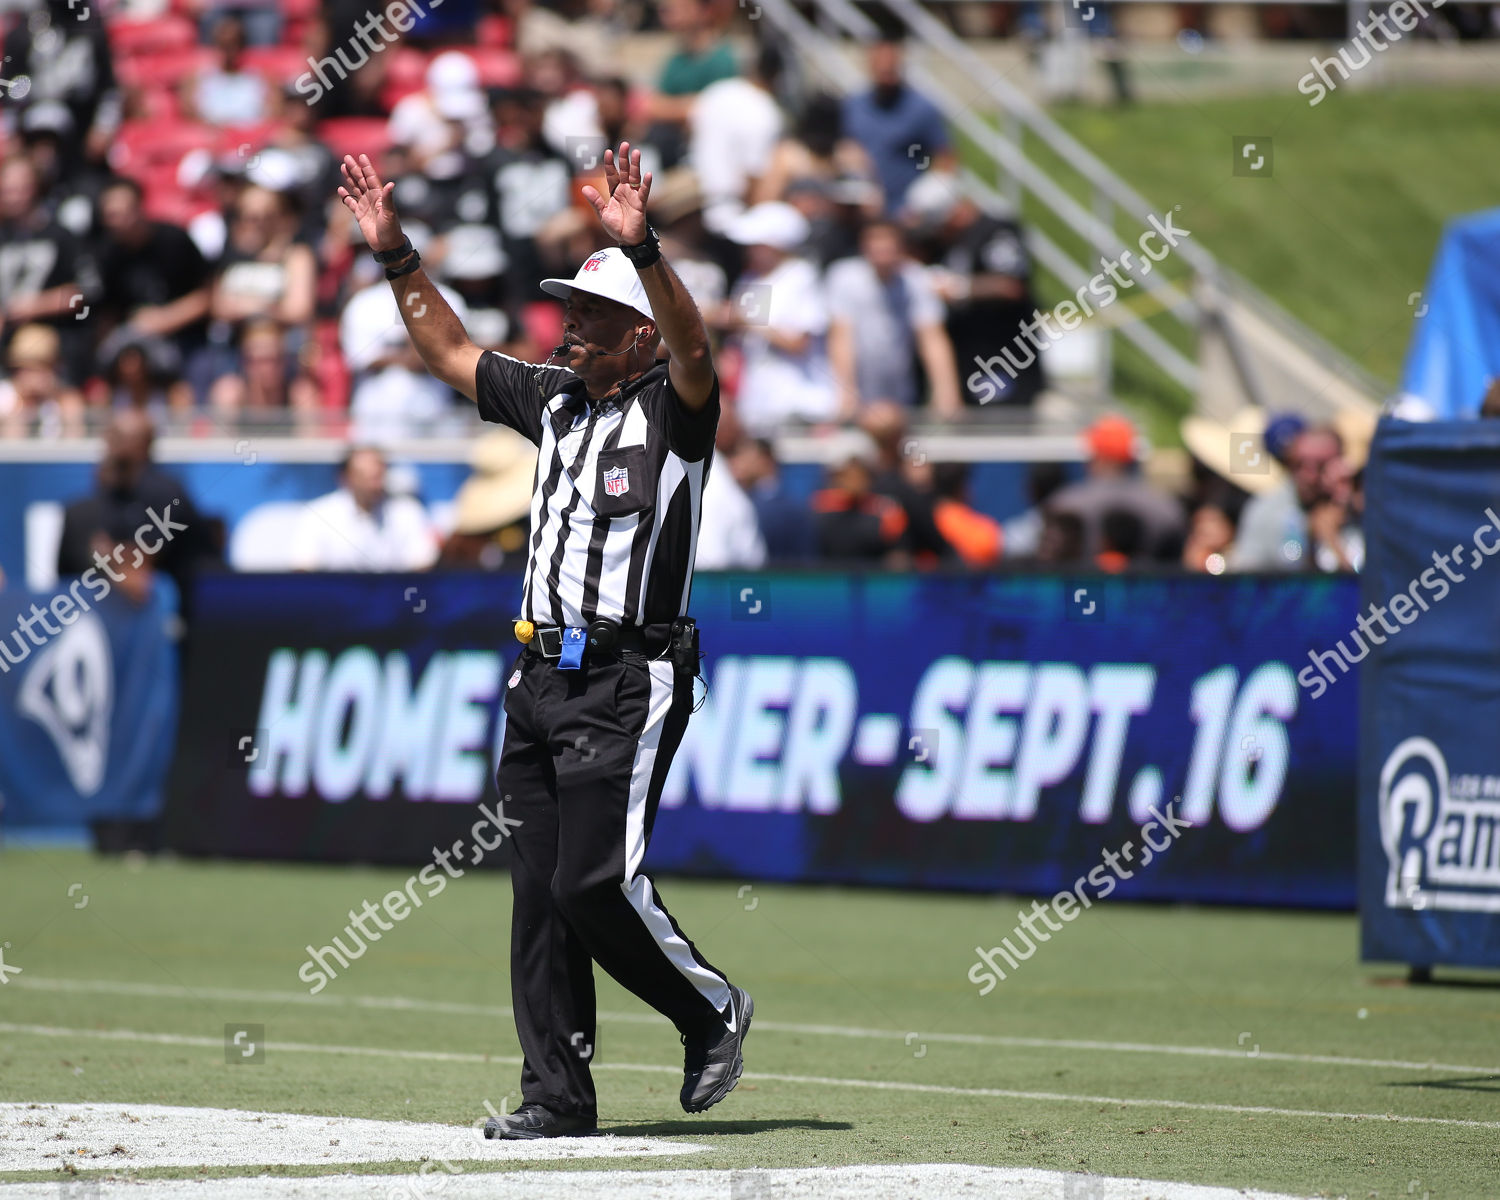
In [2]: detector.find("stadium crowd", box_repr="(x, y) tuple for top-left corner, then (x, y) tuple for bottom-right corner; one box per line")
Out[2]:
(0, 0), (1371, 580)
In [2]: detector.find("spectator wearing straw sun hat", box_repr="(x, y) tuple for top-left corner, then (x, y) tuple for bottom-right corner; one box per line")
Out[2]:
(438, 428), (538, 570)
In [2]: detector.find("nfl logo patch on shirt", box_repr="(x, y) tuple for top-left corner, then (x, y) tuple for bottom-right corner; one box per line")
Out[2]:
(603, 465), (630, 498)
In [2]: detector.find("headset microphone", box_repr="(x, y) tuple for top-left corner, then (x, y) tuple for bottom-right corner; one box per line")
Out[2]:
(549, 330), (647, 363)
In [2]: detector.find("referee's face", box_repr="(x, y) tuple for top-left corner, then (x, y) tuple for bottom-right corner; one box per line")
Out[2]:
(560, 292), (645, 383)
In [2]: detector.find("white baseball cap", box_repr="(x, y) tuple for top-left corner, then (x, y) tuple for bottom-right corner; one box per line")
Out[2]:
(540, 247), (655, 322)
(725, 202), (809, 250)
(427, 51), (479, 93)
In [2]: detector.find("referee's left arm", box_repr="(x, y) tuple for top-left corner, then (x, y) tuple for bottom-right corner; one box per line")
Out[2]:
(583, 142), (716, 413)
(636, 255), (715, 412)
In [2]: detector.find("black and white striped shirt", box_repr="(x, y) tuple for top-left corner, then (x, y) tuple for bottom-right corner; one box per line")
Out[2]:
(474, 352), (719, 629)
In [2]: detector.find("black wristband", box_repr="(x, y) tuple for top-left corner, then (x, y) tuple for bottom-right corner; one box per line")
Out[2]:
(618, 225), (661, 269)
(384, 250), (422, 280)
(373, 236), (413, 264)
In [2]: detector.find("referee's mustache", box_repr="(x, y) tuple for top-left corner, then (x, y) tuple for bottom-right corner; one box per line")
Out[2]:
(547, 329), (647, 365)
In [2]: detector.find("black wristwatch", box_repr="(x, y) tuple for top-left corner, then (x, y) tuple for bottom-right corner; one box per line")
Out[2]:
(373, 236), (413, 264)
(618, 225), (661, 269)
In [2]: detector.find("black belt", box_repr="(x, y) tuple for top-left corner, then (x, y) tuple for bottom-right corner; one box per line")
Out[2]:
(526, 624), (668, 660)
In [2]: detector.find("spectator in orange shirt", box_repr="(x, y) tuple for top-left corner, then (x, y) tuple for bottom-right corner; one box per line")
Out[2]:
(932, 462), (1001, 567)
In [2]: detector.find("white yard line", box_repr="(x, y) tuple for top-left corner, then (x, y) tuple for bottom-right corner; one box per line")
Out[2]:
(0, 1163), (1315, 1200)
(0, 1102), (701, 1173)
(13, 975), (1498, 1076)
(4, 1022), (1498, 1132)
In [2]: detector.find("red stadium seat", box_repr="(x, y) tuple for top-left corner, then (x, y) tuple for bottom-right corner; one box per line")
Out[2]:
(316, 117), (391, 166)
(107, 14), (196, 56)
(115, 46), (216, 89)
(110, 120), (219, 176)
(136, 86), (182, 122)
(476, 15), (512, 48)
(469, 48), (521, 89)
(385, 47), (428, 93)
(242, 44), (312, 85)
(215, 120), (278, 158)
(312, 319), (350, 410)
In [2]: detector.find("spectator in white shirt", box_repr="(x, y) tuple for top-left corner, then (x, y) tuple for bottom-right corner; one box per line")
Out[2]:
(695, 458), (767, 570)
(293, 447), (438, 572)
(695, 411), (767, 570)
(189, 16), (269, 127)
(714, 202), (836, 435)
(690, 44), (785, 237)
(827, 219), (963, 421)
(340, 277), (471, 443)
(387, 53), (492, 173)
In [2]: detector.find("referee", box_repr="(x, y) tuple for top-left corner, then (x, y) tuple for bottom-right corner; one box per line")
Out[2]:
(339, 144), (751, 1139)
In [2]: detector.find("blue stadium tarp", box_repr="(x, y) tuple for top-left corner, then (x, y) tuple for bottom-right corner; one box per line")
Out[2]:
(1400, 207), (1500, 419)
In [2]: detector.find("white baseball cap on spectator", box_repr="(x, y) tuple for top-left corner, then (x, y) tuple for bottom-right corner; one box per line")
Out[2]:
(434, 87), (486, 122)
(246, 148), (302, 194)
(427, 51), (479, 93)
(427, 52), (484, 120)
(725, 202), (809, 251)
(901, 170), (961, 230)
(540, 247), (655, 322)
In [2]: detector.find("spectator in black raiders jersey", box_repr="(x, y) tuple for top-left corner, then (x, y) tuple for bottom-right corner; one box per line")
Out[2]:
(901, 171), (1044, 409)
(94, 177), (213, 371)
(481, 87), (574, 312)
(192, 184), (316, 399)
(0, 157), (89, 385)
(19, 102), (101, 241)
(259, 87), (343, 246)
(1, 0), (121, 168)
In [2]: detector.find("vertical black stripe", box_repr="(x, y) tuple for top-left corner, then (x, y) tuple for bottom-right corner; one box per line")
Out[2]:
(543, 487), (585, 627)
(620, 501), (655, 626)
(542, 400), (611, 626)
(579, 407), (631, 622)
(522, 413), (567, 622)
(642, 478), (697, 625)
(522, 372), (709, 630)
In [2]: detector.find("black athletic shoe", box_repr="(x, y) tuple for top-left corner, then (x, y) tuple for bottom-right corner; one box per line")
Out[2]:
(483, 1103), (598, 1140)
(680, 985), (753, 1113)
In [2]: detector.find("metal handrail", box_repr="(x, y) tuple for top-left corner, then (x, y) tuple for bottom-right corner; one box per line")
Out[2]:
(878, 0), (1386, 402)
(757, 0), (1201, 393)
(759, 0), (1387, 408)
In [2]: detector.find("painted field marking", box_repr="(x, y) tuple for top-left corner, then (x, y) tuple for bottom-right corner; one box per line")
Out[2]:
(12, 975), (1499, 1076)
(4, 1021), (1500, 1132)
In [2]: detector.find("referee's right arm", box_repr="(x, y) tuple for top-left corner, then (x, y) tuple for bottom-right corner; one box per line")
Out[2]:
(338, 154), (484, 403)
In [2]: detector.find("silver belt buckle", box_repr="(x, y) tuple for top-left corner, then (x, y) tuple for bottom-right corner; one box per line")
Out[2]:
(535, 627), (563, 658)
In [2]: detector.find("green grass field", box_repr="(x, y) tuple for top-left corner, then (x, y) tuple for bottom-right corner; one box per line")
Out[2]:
(996, 87), (1500, 440)
(1053, 87), (1500, 386)
(2, 849), (1498, 1196)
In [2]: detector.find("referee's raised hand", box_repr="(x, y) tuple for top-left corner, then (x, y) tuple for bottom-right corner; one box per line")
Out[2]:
(338, 153), (405, 256)
(337, 152), (485, 404)
(581, 142), (652, 246)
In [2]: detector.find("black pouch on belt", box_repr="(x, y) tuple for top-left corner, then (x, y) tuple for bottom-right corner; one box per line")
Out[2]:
(668, 618), (699, 672)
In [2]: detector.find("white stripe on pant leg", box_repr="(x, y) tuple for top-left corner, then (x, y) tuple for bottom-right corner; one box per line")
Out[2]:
(620, 658), (732, 1015)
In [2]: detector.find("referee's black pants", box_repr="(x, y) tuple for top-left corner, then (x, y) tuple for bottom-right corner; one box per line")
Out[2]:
(498, 646), (733, 1118)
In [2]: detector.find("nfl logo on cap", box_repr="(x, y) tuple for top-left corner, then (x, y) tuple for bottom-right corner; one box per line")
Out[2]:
(604, 465), (629, 497)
